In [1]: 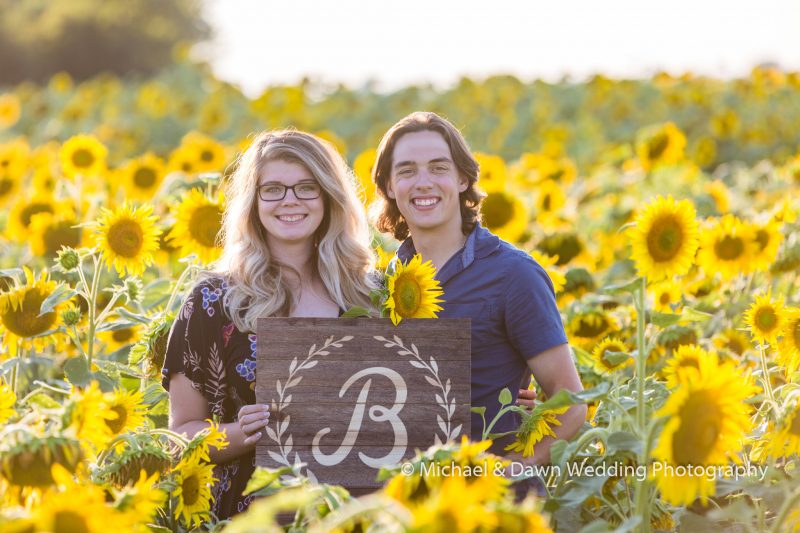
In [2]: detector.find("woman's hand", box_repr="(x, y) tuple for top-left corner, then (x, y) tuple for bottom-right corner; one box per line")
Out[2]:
(238, 403), (271, 446)
(516, 388), (537, 408)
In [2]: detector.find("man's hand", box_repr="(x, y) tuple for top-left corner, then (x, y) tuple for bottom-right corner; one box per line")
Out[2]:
(516, 388), (537, 408)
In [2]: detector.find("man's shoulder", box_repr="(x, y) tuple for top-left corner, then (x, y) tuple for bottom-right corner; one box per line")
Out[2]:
(481, 238), (552, 289)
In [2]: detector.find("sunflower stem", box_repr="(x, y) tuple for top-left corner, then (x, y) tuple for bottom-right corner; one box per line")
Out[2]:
(86, 254), (102, 372)
(165, 263), (197, 314)
(633, 275), (651, 532)
(759, 344), (776, 414)
(770, 484), (800, 533)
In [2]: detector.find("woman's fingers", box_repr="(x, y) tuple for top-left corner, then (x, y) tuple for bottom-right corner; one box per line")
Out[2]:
(241, 419), (270, 435)
(243, 432), (262, 446)
(239, 403), (270, 418)
(239, 411), (270, 426)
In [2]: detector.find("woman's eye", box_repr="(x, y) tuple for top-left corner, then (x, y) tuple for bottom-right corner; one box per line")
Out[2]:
(298, 184), (317, 193)
(265, 186), (282, 194)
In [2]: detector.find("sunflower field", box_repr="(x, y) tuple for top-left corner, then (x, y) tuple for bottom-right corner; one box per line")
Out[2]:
(1, 57), (800, 532)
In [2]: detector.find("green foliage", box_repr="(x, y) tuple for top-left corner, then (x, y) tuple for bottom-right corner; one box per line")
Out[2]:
(0, 0), (210, 83)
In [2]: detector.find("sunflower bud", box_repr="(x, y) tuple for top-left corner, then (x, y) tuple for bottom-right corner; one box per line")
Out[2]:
(124, 277), (143, 304)
(60, 304), (82, 327)
(56, 247), (81, 272)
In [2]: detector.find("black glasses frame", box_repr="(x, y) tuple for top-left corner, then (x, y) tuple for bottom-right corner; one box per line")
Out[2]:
(257, 183), (322, 202)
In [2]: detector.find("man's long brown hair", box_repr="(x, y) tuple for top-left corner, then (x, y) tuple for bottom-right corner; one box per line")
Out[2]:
(372, 112), (485, 241)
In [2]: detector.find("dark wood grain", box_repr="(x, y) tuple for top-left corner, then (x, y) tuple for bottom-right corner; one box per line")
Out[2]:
(256, 318), (471, 491)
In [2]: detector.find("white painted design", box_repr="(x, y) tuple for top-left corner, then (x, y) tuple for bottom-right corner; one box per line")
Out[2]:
(312, 367), (408, 467)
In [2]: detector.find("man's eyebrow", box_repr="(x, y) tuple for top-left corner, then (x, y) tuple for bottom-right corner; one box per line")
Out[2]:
(393, 157), (453, 168)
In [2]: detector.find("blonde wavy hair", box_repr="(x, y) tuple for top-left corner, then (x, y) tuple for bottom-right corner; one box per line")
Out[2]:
(207, 129), (377, 332)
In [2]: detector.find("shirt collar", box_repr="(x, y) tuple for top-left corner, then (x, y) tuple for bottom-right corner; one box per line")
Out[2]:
(395, 222), (500, 276)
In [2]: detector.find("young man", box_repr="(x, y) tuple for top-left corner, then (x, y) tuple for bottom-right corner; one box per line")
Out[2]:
(372, 111), (587, 478)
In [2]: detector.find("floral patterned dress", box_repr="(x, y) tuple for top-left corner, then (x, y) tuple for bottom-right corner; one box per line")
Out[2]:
(162, 276), (260, 519)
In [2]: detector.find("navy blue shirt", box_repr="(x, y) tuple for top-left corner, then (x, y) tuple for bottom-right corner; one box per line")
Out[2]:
(397, 223), (568, 453)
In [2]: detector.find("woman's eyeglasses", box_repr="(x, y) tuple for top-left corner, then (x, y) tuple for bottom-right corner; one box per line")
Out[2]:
(258, 182), (322, 202)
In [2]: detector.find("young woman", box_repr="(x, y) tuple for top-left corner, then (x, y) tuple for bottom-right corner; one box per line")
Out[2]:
(162, 130), (376, 518)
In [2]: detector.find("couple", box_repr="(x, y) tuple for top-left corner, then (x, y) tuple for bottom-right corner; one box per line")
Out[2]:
(162, 111), (586, 519)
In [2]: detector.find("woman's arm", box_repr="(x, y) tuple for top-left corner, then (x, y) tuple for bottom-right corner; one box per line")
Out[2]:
(169, 373), (270, 463)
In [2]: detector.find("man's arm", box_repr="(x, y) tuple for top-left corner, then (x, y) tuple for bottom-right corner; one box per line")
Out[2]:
(506, 343), (587, 466)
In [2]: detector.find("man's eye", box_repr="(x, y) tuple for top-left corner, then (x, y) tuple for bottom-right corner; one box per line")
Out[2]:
(432, 165), (449, 173)
(397, 169), (413, 177)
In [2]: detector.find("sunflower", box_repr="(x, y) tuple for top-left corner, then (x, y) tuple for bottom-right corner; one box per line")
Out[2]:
(35, 482), (128, 532)
(590, 336), (632, 375)
(0, 267), (66, 356)
(480, 189), (529, 243)
(0, 382), (16, 423)
(168, 188), (225, 265)
(0, 93), (21, 128)
(712, 328), (751, 358)
(353, 148), (377, 206)
(568, 310), (618, 350)
(661, 344), (718, 389)
(167, 144), (199, 175)
(505, 405), (570, 458)
(103, 388), (148, 438)
(744, 291), (786, 346)
(749, 219), (784, 272)
(99, 322), (142, 353)
(60, 134), (107, 179)
(696, 214), (756, 280)
(534, 179), (567, 224)
(530, 250), (565, 293)
(651, 359), (757, 506)
(64, 381), (117, 453)
(767, 402), (800, 459)
(649, 279), (682, 313)
(635, 122), (686, 171)
(94, 202), (161, 277)
(0, 139), (29, 207)
(4, 192), (58, 243)
(181, 131), (227, 173)
(114, 470), (167, 521)
(182, 419), (229, 463)
(173, 454), (216, 529)
(703, 179), (730, 214)
(407, 475), (500, 532)
(628, 195), (699, 281)
(536, 231), (588, 267)
(120, 152), (166, 200)
(475, 152), (508, 192)
(778, 307), (800, 376)
(384, 254), (444, 325)
(28, 210), (84, 258)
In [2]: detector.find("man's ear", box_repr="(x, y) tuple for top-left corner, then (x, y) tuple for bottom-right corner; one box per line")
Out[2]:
(458, 173), (469, 193)
(386, 178), (396, 200)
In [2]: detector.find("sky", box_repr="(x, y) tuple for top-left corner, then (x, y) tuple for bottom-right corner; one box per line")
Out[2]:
(199, 0), (800, 96)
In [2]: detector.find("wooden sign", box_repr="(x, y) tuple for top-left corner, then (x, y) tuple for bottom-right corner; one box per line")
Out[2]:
(255, 318), (471, 491)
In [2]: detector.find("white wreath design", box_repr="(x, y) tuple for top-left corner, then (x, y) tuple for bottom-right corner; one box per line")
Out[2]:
(265, 333), (462, 480)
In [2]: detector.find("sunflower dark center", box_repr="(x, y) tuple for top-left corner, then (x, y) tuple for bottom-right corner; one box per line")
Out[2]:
(182, 161), (193, 172)
(481, 192), (514, 229)
(789, 412), (800, 437)
(43, 221), (81, 257)
(754, 229), (769, 251)
(200, 150), (214, 162)
(53, 510), (90, 533)
(0, 178), (13, 196)
(133, 167), (157, 189)
(714, 235), (744, 260)
(673, 390), (721, 465)
(394, 274), (422, 317)
(107, 219), (144, 258)
(542, 194), (552, 211)
(646, 215), (684, 262)
(71, 148), (95, 169)
(189, 205), (222, 248)
(755, 307), (777, 331)
(600, 344), (626, 368)
(112, 327), (135, 343)
(182, 473), (201, 506)
(20, 202), (55, 228)
(726, 337), (744, 355)
(659, 292), (672, 305)
(538, 233), (583, 266)
(648, 133), (669, 160)
(679, 356), (699, 370)
(792, 319), (800, 347)
(105, 404), (129, 435)
(574, 314), (609, 338)
(1, 287), (57, 338)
